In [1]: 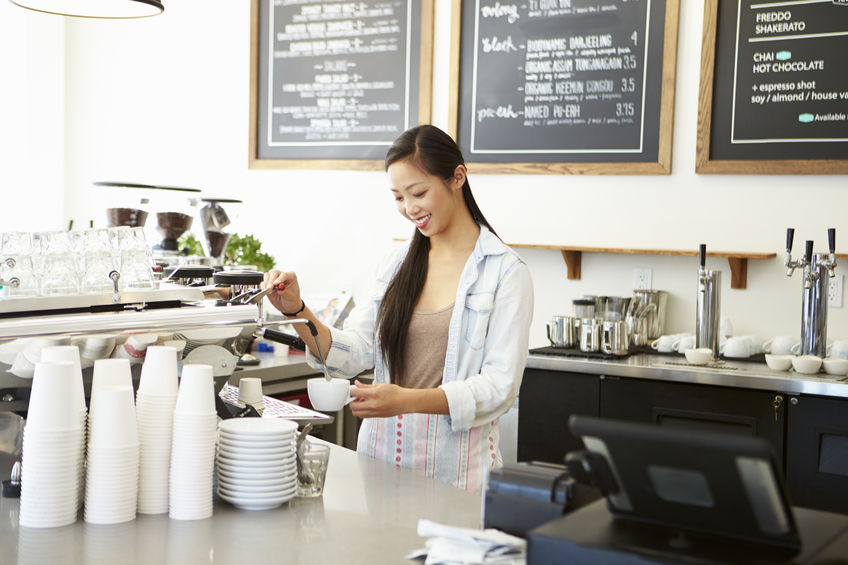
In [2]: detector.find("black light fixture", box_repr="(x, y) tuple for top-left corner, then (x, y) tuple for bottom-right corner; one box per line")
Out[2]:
(9, 0), (163, 18)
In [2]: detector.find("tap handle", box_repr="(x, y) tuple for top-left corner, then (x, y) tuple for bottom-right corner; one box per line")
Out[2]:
(828, 228), (836, 254)
(805, 240), (814, 264)
(786, 228), (795, 253)
(699, 244), (706, 269)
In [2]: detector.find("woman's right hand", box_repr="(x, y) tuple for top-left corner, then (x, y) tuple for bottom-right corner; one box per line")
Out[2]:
(262, 269), (303, 315)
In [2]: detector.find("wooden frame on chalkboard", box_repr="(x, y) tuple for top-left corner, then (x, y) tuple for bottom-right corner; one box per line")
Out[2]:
(248, 0), (434, 170)
(696, 0), (848, 174)
(448, 0), (680, 175)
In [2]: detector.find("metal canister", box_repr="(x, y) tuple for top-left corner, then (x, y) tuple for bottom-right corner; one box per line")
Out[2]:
(579, 318), (602, 352)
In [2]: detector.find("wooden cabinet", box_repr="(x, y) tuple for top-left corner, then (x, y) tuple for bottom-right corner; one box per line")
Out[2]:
(517, 369), (599, 464)
(598, 376), (786, 465)
(786, 395), (848, 514)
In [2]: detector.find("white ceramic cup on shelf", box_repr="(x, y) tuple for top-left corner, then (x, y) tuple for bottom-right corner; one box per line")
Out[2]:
(763, 335), (798, 356)
(828, 339), (848, 360)
(674, 334), (697, 354)
(651, 334), (684, 353)
(307, 378), (354, 412)
(721, 336), (753, 358)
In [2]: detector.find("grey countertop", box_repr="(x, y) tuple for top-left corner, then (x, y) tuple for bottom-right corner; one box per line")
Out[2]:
(526, 352), (848, 398)
(2, 441), (481, 565)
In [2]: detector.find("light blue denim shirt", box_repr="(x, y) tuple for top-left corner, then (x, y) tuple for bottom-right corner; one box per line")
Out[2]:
(307, 226), (534, 489)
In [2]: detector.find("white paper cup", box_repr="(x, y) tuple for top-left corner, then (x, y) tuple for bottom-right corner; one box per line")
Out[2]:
(237, 377), (263, 407)
(90, 358), (133, 413)
(138, 345), (178, 396)
(88, 386), (138, 448)
(27, 361), (82, 432)
(40, 345), (85, 413)
(175, 364), (215, 414)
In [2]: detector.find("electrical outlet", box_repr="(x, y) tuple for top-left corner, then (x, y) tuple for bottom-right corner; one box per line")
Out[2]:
(633, 268), (652, 290)
(828, 274), (844, 308)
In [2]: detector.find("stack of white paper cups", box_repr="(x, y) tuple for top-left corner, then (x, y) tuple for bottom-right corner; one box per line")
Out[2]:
(19, 361), (85, 528)
(40, 345), (87, 509)
(169, 363), (217, 520)
(84, 385), (139, 524)
(136, 345), (179, 514)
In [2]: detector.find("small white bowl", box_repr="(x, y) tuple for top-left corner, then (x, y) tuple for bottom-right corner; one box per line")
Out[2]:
(685, 348), (713, 366)
(791, 355), (822, 375)
(822, 357), (848, 376)
(765, 354), (793, 371)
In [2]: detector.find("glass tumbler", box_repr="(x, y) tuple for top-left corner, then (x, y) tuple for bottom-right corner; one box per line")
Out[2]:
(296, 442), (330, 498)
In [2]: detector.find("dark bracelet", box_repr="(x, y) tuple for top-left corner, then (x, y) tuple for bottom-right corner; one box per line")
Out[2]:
(281, 299), (306, 317)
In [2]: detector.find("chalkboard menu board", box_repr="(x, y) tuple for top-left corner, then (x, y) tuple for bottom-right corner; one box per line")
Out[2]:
(697, 0), (848, 173)
(452, 0), (679, 174)
(249, 0), (433, 170)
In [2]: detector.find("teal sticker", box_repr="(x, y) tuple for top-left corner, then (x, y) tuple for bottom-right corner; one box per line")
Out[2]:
(776, 51), (791, 61)
(798, 113), (814, 123)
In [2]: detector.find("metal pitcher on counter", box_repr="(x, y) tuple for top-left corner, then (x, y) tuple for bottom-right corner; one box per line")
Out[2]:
(696, 244), (721, 360)
(547, 316), (579, 348)
(602, 320), (629, 356)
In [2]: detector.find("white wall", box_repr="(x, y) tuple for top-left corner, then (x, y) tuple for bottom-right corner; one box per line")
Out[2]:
(6, 0), (848, 347)
(0, 3), (65, 232)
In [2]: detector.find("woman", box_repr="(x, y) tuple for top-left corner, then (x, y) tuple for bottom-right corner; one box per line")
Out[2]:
(263, 125), (533, 490)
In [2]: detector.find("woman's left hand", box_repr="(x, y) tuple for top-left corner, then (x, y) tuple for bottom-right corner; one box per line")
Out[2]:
(348, 380), (407, 418)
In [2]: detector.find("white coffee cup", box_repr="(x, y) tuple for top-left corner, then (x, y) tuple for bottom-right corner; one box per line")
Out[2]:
(307, 377), (354, 412)
(651, 334), (683, 353)
(675, 334), (697, 354)
(762, 335), (798, 356)
(721, 336), (753, 358)
(237, 377), (264, 410)
(736, 335), (764, 354)
(828, 339), (848, 360)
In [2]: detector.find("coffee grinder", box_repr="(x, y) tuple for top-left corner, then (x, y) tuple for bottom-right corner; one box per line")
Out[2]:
(198, 198), (241, 267)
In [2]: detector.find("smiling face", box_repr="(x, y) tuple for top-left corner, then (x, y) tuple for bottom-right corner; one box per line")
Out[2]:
(388, 158), (466, 237)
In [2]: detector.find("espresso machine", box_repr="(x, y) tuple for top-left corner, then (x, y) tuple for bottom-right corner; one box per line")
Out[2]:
(696, 244), (721, 361)
(785, 228), (837, 357)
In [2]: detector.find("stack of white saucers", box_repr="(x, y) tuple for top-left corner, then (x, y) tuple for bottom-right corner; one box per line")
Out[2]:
(216, 418), (298, 511)
(84, 385), (139, 524)
(19, 360), (85, 528)
(136, 346), (179, 514)
(169, 363), (218, 520)
(40, 345), (87, 509)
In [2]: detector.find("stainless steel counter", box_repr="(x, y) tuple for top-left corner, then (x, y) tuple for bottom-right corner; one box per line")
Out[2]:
(526, 353), (848, 398)
(2, 441), (481, 565)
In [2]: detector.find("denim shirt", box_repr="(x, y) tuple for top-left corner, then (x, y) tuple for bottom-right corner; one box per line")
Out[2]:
(306, 226), (534, 490)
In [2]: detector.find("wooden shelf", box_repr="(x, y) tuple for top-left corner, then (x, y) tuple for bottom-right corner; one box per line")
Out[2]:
(509, 244), (778, 290)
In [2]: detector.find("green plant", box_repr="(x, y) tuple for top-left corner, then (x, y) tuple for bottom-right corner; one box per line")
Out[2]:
(225, 233), (276, 271)
(177, 232), (205, 256)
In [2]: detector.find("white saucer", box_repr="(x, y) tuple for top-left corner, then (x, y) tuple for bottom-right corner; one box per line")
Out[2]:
(218, 480), (296, 496)
(218, 418), (298, 436)
(216, 458), (296, 474)
(216, 445), (294, 457)
(216, 450), (296, 463)
(217, 466), (296, 482)
(217, 487), (296, 511)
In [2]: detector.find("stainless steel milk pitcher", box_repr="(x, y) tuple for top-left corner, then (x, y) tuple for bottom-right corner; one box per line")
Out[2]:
(547, 316), (578, 348)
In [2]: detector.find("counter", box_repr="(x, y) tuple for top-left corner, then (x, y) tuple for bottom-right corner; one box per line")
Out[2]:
(1, 442), (482, 565)
(526, 352), (848, 399)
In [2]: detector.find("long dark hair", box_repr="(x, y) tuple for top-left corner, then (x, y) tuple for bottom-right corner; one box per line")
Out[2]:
(377, 125), (496, 384)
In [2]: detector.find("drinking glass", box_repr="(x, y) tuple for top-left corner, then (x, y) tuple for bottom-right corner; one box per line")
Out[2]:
(40, 253), (81, 295)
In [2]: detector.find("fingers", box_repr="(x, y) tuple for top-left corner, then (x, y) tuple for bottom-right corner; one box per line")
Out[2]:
(262, 270), (295, 290)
